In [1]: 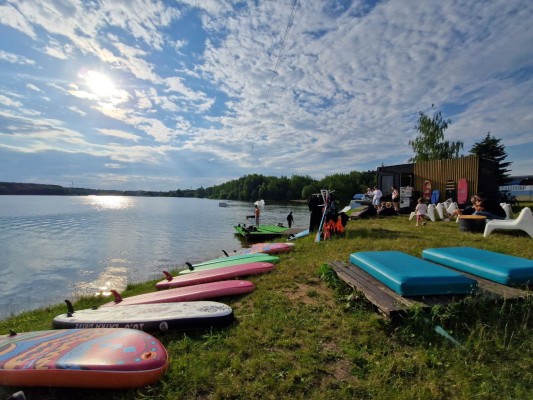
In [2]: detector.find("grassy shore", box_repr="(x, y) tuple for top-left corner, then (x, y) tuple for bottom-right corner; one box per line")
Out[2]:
(1, 206), (532, 400)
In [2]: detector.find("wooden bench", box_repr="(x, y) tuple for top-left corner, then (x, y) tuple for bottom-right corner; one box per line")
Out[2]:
(329, 261), (530, 320)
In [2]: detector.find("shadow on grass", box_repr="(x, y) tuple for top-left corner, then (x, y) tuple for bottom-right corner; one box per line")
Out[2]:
(389, 294), (533, 350)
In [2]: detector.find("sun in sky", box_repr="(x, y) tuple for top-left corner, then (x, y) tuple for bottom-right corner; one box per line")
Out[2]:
(83, 70), (117, 98)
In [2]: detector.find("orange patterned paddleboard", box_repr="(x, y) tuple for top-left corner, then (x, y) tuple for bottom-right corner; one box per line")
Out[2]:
(0, 328), (168, 389)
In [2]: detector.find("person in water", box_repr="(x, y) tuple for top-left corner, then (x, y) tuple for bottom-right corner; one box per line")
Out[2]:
(287, 211), (294, 228)
(254, 205), (260, 227)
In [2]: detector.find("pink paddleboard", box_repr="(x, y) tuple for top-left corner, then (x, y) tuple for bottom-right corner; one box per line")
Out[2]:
(156, 262), (275, 289)
(423, 180), (432, 201)
(103, 280), (255, 307)
(457, 178), (468, 205)
(232, 242), (294, 255)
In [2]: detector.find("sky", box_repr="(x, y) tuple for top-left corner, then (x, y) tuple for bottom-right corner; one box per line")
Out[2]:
(0, 0), (532, 191)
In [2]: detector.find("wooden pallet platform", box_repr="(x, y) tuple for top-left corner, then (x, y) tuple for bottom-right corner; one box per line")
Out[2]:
(329, 261), (530, 320)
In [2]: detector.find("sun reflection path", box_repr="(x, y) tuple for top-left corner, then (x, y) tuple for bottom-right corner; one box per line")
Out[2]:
(83, 195), (134, 210)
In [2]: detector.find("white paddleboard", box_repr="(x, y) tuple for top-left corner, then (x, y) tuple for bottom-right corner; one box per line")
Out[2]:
(53, 301), (234, 332)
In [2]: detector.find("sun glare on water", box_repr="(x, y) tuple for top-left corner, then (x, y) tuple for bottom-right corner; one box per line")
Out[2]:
(84, 195), (134, 210)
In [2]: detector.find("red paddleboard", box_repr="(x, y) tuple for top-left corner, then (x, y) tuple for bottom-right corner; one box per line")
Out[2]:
(0, 328), (168, 389)
(102, 280), (255, 307)
(423, 180), (432, 201)
(457, 178), (468, 205)
(231, 242), (294, 255)
(156, 262), (275, 289)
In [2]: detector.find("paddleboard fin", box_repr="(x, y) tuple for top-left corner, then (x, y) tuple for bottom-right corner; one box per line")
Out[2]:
(9, 330), (17, 337)
(163, 270), (173, 281)
(7, 391), (26, 400)
(110, 289), (123, 303)
(185, 262), (195, 271)
(222, 250), (229, 257)
(65, 299), (75, 317)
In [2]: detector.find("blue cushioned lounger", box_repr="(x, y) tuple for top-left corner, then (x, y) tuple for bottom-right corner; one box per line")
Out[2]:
(349, 251), (477, 296)
(422, 247), (533, 286)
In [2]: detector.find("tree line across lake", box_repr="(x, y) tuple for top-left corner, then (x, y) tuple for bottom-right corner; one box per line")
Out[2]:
(0, 170), (376, 204)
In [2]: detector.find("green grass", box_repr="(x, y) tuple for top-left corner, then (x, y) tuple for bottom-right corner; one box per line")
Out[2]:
(1, 205), (532, 400)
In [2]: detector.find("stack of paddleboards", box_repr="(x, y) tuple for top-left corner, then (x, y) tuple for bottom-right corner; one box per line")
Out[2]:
(225, 242), (294, 255)
(52, 252), (282, 334)
(1, 250), (286, 390)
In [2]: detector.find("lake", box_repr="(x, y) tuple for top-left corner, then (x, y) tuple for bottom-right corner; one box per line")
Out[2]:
(0, 196), (310, 319)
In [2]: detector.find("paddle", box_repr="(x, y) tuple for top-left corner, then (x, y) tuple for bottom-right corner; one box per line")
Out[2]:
(314, 205), (327, 242)
(315, 189), (330, 243)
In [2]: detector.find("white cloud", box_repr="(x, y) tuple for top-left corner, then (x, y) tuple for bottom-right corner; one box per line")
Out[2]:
(43, 40), (75, 60)
(100, 0), (180, 50)
(67, 106), (87, 116)
(0, 3), (36, 39)
(26, 83), (41, 92)
(134, 118), (175, 143)
(0, 94), (23, 108)
(104, 163), (124, 169)
(97, 128), (141, 142)
(0, 50), (35, 65)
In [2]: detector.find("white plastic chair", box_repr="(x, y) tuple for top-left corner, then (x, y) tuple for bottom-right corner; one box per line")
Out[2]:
(447, 202), (458, 216)
(484, 207), (533, 238)
(500, 203), (513, 220)
(436, 203), (445, 219)
(427, 204), (436, 222)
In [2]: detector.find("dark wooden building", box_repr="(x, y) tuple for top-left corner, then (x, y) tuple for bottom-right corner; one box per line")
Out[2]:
(377, 155), (499, 208)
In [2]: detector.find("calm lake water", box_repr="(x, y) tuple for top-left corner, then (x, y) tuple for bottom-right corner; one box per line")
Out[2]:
(0, 196), (309, 319)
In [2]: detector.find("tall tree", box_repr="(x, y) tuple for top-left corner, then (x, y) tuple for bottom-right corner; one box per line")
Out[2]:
(469, 132), (512, 185)
(409, 105), (463, 162)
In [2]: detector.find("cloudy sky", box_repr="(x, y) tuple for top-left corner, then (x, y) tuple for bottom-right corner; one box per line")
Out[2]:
(0, 0), (531, 191)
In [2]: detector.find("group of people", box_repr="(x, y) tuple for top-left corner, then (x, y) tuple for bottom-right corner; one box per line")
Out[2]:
(252, 188), (506, 232)
(453, 193), (506, 220)
(366, 185), (400, 213)
(414, 192), (506, 226)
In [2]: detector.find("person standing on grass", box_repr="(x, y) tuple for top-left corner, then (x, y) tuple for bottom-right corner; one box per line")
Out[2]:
(254, 205), (260, 227)
(287, 211), (294, 228)
(372, 186), (382, 209)
(415, 197), (428, 226)
(391, 185), (400, 213)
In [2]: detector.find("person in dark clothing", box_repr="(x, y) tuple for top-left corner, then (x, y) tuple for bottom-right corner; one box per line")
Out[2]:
(454, 193), (505, 220)
(308, 195), (322, 232)
(473, 195), (506, 219)
(287, 211), (294, 228)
